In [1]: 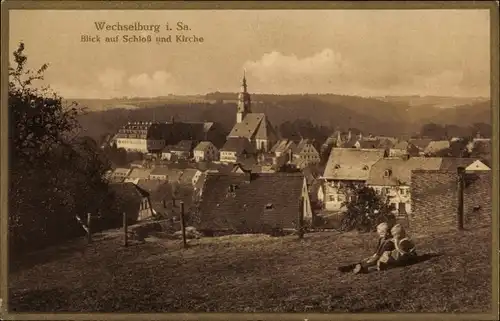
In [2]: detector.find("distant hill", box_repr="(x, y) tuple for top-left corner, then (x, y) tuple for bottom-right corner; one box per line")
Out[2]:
(373, 95), (489, 109)
(73, 94), (492, 142)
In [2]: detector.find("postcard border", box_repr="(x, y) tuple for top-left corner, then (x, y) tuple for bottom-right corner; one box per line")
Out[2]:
(1, 1), (499, 320)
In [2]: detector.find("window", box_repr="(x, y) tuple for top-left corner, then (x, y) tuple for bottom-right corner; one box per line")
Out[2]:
(334, 164), (340, 169)
(265, 203), (274, 210)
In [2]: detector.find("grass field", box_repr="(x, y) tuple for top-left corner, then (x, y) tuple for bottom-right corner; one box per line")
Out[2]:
(8, 226), (492, 313)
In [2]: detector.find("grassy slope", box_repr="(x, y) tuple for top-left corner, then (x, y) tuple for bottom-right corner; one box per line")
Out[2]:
(9, 226), (492, 313)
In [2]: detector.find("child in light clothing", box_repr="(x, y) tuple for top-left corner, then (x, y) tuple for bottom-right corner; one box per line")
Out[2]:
(377, 224), (417, 270)
(352, 222), (395, 274)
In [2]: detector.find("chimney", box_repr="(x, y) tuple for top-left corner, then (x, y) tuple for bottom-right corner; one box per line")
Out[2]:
(172, 197), (176, 208)
(171, 116), (175, 124)
(457, 166), (465, 230)
(163, 199), (167, 208)
(288, 148), (293, 163)
(347, 130), (352, 142)
(358, 132), (363, 141)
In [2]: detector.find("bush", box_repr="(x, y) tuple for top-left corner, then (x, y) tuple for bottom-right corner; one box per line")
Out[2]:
(340, 186), (396, 233)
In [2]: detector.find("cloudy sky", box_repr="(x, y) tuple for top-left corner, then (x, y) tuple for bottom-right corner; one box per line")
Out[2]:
(9, 9), (490, 98)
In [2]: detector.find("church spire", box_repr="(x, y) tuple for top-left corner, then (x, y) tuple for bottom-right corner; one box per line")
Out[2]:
(241, 69), (247, 93)
(236, 70), (251, 123)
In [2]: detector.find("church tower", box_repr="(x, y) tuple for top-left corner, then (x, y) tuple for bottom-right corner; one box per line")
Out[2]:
(236, 71), (251, 123)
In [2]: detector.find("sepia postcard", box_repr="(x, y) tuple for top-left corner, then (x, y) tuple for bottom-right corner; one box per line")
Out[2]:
(1, 1), (499, 320)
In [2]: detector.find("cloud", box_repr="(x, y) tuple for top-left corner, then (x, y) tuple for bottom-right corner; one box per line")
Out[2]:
(242, 49), (489, 97)
(127, 71), (178, 97)
(98, 68), (126, 91)
(243, 49), (351, 93)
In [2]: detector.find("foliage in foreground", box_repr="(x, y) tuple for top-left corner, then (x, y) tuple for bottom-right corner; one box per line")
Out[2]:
(340, 185), (396, 232)
(8, 42), (113, 253)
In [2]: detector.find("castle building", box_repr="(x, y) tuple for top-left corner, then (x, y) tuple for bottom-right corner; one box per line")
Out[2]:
(227, 72), (278, 153)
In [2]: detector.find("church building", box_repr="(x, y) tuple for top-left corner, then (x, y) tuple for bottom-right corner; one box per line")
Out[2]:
(227, 72), (278, 153)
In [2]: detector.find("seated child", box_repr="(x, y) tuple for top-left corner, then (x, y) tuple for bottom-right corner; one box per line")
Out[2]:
(352, 222), (395, 274)
(377, 224), (417, 270)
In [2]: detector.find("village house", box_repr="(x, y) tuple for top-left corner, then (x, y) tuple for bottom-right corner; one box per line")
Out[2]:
(321, 148), (386, 211)
(389, 140), (421, 157)
(424, 140), (450, 156)
(136, 179), (174, 217)
(108, 168), (132, 183)
(193, 172), (312, 234)
(149, 167), (184, 182)
(291, 139), (321, 169)
(366, 157), (443, 215)
(219, 137), (256, 164)
(114, 121), (164, 153)
(226, 73), (278, 153)
(167, 140), (195, 160)
(109, 182), (154, 222)
(409, 138), (432, 156)
(353, 139), (381, 149)
(193, 141), (219, 162)
(113, 119), (226, 154)
(270, 139), (297, 157)
(179, 168), (203, 187)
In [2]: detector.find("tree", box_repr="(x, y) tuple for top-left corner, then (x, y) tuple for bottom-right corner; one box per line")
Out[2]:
(340, 185), (396, 232)
(470, 122), (492, 138)
(420, 123), (446, 140)
(8, 42), (112, 253)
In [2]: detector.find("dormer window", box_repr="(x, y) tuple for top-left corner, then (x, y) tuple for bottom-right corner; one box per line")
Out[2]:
(362, 165), (369, 170)
(384, 169), (392, 177)
(334, 164), (340, 169)
(265, 203), (274, 210)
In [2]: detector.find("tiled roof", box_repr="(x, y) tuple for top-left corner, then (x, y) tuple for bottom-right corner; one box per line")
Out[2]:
(171, 140), (194, 152)
(424, 140), (451, 154)
(228, 113), (277, 141)
(439, 158), (484, 171)
(366, 157), (443, 186)
(322, 148), (386, 180)
(194, 173), (305, 232)
(194, 141), (215, 152)
(293, 139), (319, 155)
(410, 170), (492, 232)
(357, 140), (382, 149)
(127, 168), (153, 179)
(220, 137), (255, 154)
(149, 167), (184, 182)
(377, 138), (396, 149)
(112, 168), (131, 175)
(136, 179), (173, 214)
(340, 138), (358, 148)
(179, 169), (199, 185)
(271, 139), (295, 154)
(409, 138), (432, 150)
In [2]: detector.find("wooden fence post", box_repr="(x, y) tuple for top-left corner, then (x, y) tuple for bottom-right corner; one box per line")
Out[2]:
(298, 197), (304, 239)
(86, 213), (92, 244)
(180, 201), (187, 248)
(457, 167), (465, 230)
(123, 212), (128, 247)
